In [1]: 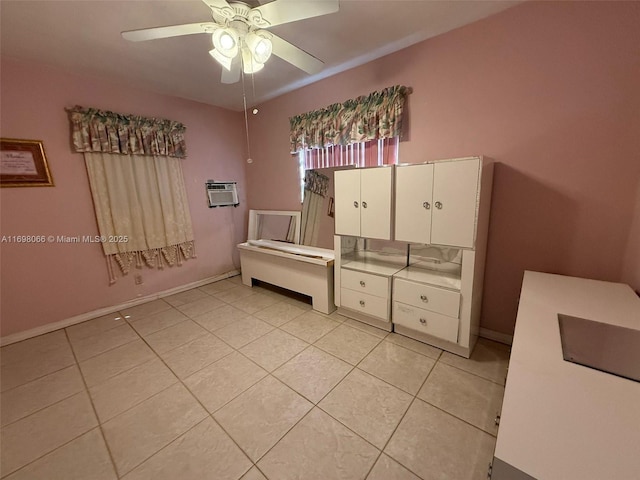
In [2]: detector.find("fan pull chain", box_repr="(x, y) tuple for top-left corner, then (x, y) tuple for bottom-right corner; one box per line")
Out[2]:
(240, 67), (253, 164)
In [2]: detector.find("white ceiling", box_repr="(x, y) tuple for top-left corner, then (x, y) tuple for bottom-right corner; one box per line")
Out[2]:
(1, 0), (520, 111)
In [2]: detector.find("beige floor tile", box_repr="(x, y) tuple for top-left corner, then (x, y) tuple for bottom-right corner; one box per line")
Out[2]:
(143, 320), (208, 354)
(385, 332), (443, 359)
(129, 308), (189, 337)
(258, 408), (379, 480)
(191, 304), (250, 332)
(439, 338), (510, 385)
(121, 299), (172, 321)
(197, 279), (237, 295)
(231, 293), (279, 314)
(184, 351), (267, 413)
(385, 399), (496, 480)
(214, 376), (313, 461)
(102, 383), (207, 476)
(69, 323), (139, 361)
(211, 285), (256, 304)
(254, 301), (307, 327)
(280, 311), (339, 343)
(213, 316), (274, 349)
(314, 324), (381, 365)
(122, 418), (252, 480)
(4, 428), (116, 480)
(161, 334), (234, 379)
(325, 310), (349, 323)
(240, 329), (308, 372)
(1, 331), (75, 392)
(1, 365), (84, 427)
(418, 362), (505, 435)
(367, 454), (421, 480)
(0, 391), (98, 477)
(79, 339), (155, 387)
(319, 369), (412, 449)
(1, 330), (69, 366)
(89, 358), (178, 422)
(163, 288), (209, 307)
(240, 466), (268, 480)
(359, 341), (436, 394)
(342, 318), (389, 339)
(66, 313), (125, 342)
(273, 346), (352, 404)
(176, 296), (226, 318)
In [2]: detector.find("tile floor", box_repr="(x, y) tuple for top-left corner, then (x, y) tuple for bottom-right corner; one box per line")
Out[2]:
(0, 276), (510, 480)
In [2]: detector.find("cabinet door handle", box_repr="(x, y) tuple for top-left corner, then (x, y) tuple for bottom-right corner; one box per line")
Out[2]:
(419, 318), (427, 325)
(359, 300), (365, 307)
(494, 414), (501, 426)
(354, 201), (359, 208)
(420, 294), (428, 302)
(362, 201), (368, 208)
(359, 280), (366, 287)
(423, 201), (430, 210)
(435, 201), (443, 209)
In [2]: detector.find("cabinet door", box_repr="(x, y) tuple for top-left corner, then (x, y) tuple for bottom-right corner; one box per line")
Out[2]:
(395, 164), (433, 243)
(360, 167), (393, 240)
(334, 169), (361, 236)
(431, 159), (480, 248)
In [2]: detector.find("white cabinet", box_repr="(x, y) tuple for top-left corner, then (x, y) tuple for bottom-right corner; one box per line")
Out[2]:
(395, 158), (482, 248)
(334, 167), (393, 240)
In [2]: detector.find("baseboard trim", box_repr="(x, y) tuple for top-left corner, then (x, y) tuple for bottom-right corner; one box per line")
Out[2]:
(0, 270), (240, 347)
(479, 327), (513, 346)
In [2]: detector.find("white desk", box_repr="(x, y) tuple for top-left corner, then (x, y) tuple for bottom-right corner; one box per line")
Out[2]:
(492, 271), (640, 479)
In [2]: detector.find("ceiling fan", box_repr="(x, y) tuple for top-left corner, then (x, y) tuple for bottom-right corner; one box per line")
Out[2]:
(122, 0), (339, 84)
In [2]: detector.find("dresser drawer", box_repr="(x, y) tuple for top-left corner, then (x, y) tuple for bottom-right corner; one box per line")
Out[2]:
(341, 288), (390, 321)
(341, 268), (390, 299)
(393, 302), (459, 343)
(393, 278), (460, 318)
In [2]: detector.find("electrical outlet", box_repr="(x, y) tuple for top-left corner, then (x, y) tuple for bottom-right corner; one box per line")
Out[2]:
(134, 274), (143, 285)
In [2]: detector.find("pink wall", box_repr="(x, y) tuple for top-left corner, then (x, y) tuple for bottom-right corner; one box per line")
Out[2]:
(245, 1), (640, 335)
(0, 58), (247, 337)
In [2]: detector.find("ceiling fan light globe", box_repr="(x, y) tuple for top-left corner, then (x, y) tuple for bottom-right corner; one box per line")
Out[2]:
(212, 28), (239, 58)
(209, 48), (233, 71)
(245, 31), (273, 64)
(241, 48), (265, 74)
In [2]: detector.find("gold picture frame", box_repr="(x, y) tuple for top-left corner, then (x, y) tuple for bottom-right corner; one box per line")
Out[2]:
(1, 138), (54, 187)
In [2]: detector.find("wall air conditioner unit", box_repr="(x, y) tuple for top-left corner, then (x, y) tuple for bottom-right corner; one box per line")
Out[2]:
(206, 181), (239, 207)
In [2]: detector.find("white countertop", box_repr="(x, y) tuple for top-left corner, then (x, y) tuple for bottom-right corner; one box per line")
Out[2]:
(495, 271), (640, 479)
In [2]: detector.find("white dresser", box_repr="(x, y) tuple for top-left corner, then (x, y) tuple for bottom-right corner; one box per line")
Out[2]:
(333, 157), (493, 357)
(491, 271), (640, 479)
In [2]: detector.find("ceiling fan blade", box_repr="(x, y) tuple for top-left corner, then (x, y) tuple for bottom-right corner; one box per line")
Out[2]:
(250, 0), (339, 28)
(270, 34), (324, 75)
(221, 56), (241, 84)
(122, 22), (217, 42)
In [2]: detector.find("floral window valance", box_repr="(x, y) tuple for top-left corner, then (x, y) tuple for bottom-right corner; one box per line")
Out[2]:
(66, 106), (187, 158)
(289, 85), (409, 153)
(304, 170), (329, 197)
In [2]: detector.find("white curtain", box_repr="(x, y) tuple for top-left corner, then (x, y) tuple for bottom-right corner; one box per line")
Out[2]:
(84, 152), (195, 283)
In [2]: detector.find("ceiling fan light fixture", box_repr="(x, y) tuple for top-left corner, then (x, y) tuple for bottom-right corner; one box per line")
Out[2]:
(212, 28), (238, 58)
(241, 48), (265, 74)
(209, 48), (233, 70)
(245, 30), (272, 64)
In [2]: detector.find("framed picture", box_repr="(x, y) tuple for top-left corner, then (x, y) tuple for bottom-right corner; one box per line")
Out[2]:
(1, 138), (54, 187)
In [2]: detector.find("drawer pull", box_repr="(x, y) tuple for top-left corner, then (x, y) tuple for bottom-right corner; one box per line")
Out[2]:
(419, 318), (427, 325)
(420, 294), (428, 303)
(435, 201), (443, 209)
(359, 280), (366, 287)
(362, 201), (368, 208)
(423, 201), (430, 210)
(353, 201), (359, 208)
(359, 300), (365, 307)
